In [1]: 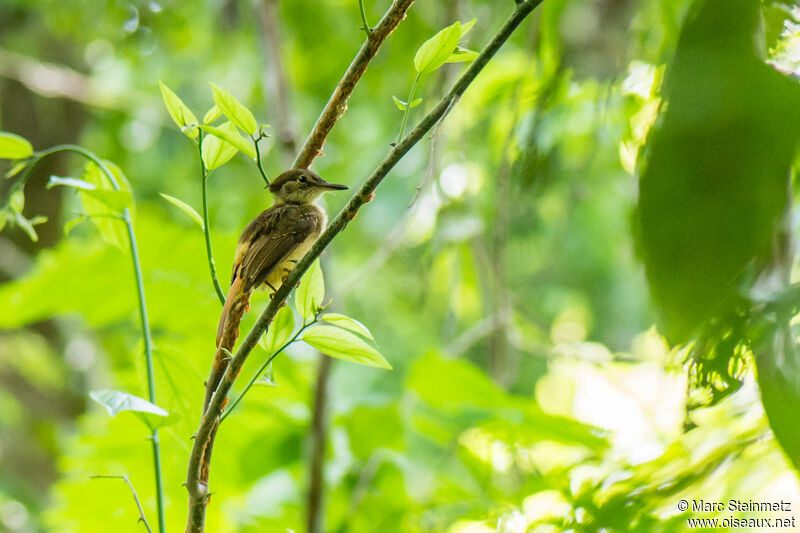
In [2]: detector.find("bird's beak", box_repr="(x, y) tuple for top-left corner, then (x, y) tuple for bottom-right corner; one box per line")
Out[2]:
(318, 180), (348, 190)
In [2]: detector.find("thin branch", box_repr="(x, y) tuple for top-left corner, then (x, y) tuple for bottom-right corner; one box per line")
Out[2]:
(307, 355), (333, 533)
(359, 0), (372, 36)
(18, 145), (166, 533)
(198, 132), (226, 304)
(185, 2), (543, 530)
(293, 0), (416, 169)
(91, 475), (154, 533)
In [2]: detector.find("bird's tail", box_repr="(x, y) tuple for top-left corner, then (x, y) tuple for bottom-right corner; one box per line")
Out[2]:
(216, 277), (243, 348)
(205, 278), (247, 413)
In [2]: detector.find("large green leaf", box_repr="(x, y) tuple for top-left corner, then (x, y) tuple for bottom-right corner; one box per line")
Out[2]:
(79, 161), (133, 249)
(89, 389), (170, 430)
(636, 0), (800, 343)
(201, 121), (240, 171)
(199, 124), (256, 159)
(301, 324), (391, 369)
(413, 21), (462, 75)
(209, 82), (258, 136)
(158, 80), (198, 139)
(160, 193), (204, 229)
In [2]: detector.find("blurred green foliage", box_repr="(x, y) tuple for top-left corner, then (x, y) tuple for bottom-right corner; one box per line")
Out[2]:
(2, 0), (800, 532)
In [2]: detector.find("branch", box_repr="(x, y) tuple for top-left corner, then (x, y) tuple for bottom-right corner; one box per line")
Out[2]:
(91, 475), (153, 533)
(185, 1), (543, 530)
(292, 0), (416, 169)
(306, 355), (333, 533)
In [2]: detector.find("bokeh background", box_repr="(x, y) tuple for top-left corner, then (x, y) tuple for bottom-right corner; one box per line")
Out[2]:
(2, 0), (800, 531)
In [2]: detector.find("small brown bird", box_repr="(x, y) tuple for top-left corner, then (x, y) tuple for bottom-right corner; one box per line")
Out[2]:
(216, 169), (347, 347)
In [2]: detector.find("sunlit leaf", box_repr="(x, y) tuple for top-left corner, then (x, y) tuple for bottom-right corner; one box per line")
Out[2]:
(9, 189), (24, 213)
(160, 193), (204, 229)
(201, 121), (240, 171)
(158, 80), (198, 139)
(301, 324), (391, 369)
(0, 132), (33, 160)
(50, 176), (132, 212)
(295, 259), (325, 321)
(392, 96), (423, 111)
(414, 21), (462, 74)
(47, 175), (95, 191)
(203, 104), (222, 124)
(209, 82), (258, 136)
(446, 47), (478, 63)
(459, 18), (477, 37)
(199, 124), (256, 159)
(321, 313), (374, 340)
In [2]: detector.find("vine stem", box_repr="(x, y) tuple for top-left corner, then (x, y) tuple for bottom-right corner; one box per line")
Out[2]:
(397, 72), (421, 143)
(90, 475), (154, 533)
(253, 135), (271, 186)
(220, 318), (317, 421)
(186, 3), (545, 532)
(20, 144), (166, 533)
(197, 131), (226, 304)
(359, 0), (371, 36)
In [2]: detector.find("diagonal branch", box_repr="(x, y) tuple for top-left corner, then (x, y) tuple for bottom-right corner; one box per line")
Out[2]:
(293, 0), (416, 169)
(185, 1), (543, 531)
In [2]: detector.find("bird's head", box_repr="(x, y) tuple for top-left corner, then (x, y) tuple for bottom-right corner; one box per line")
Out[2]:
(269, 169), (348, 204)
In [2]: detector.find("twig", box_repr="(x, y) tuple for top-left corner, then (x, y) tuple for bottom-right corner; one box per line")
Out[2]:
(17, 145), (166, 533)
(185, 3), (544, 531)
(91, 475), (154, 533)
(293, 0), (416, 169)
(307, 355), (333, 533)
(197, 132), (226, 304)
(359, 0), (372, 36)
(258, 0), (299, 165)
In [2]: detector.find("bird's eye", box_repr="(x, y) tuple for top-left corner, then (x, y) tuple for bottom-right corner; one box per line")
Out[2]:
(299, 175), (308, 184)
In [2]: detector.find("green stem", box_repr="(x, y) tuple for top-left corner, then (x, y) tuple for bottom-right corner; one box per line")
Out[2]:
(397, 73), (421, 144)
(197, 132), (226, 304)
(254, 136), (270, 187)
(359, 0), (371, 36)
(220, 319), (316, 421)
(18, 144), (166, 533)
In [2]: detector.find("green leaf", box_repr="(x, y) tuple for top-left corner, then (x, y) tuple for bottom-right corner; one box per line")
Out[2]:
(414, 21), (462, 75)
(199, 124), (256, 159)
(321, 313), (374, 340)
(158, 81), (198, 139)
(392, 95), (408, 111)
(257, 362), (277, 387)
(9, 189), (24, 213)
(0, 132), (33, 160)
(5, 161), (27, 179)
(295, 259), (325, 321)
(259, 304), (295, 353)
(63, 216), (87, 236)
(89, 389), (169, 430)
(203, 104), (222, 124)
(159, 193), (204, 229)
(301, 324), (391, 369)
(446, 47), (478, 63)
(201, 121), (240, 171)
(209, 82), (258, 136)
(459, 18), (476, 37)
(79, 161), (132, 249)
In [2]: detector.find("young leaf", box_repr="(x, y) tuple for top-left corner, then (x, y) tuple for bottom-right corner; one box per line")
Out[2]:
(49, 174), (132, 211)
(5, 161), (27, 179)
(201, 121), (240, 170)
(322, 313), (375, 340)
(199, 124), (257, 159)
(259, 304), (295, 354)
(47, 175), (96, 191)
(257, 362), (278, 387)
(459, 18), (477, 37)
(89, 389), (170, 430)
(203, 104), (222, 124)
(209, 82), (258, 136)
(14, 212), (39, 242)
(393, 95), (409, 111)
(0, 132), (33, 160)
(414, 21), (462, 75)
(446, 47), (479, 63)
(301, 325), (391, 369)
(160, 193), (204, 229)
(158, 81), (199, 139)
(79, 161), (132, 249)
(295, 259), (325, 321)
(63, 216), (87, 236)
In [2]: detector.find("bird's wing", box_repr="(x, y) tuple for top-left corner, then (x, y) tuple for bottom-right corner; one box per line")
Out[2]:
(239, 207), (320, 292)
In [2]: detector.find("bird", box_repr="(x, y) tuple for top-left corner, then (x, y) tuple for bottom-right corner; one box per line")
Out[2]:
(215, 168), (348, 347)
